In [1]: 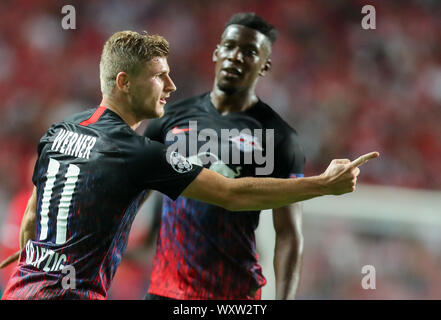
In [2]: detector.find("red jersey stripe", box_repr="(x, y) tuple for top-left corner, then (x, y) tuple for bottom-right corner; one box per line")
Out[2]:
(80, 106), (106, 126)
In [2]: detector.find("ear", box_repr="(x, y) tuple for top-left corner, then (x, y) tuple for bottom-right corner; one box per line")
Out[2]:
(259, 59), (272, 77)
(115, 72), (130, 93)
(212, 45), (220, 62)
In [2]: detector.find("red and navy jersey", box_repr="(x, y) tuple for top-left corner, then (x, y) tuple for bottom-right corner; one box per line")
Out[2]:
(144, 93), (305, 299)
(2, 106), (202, 300)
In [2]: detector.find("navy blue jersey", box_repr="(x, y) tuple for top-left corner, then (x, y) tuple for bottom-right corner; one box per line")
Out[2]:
(2, 106), (202, 300)
(144, 93), (305, 299)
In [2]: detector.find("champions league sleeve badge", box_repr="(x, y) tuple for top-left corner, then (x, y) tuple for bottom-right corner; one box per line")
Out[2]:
(169, 151), (193, 173)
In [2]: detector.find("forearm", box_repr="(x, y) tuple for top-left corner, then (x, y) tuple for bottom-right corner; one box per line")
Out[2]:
(227, 176), (326, 211)
(273, 204), (304, 299)
(183, 153), (373, 212)
(274, 233), (303, 299)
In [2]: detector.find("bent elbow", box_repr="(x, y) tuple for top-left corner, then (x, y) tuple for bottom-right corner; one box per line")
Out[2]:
(215, 178), (261, 212)
(220, 188), (240, 211)
(217, 181), (247, 212)
(216, 178), (238, 211)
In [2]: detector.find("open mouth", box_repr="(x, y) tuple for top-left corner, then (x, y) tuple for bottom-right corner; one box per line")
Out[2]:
(221, 67), (243, 78)
(160, 97), (167, 104)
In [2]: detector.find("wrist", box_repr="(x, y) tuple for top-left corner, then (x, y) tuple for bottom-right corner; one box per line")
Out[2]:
(310, 174), (329, 196)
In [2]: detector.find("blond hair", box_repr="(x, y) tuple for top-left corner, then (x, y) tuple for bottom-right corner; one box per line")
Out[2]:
(99, 31), (170, 95)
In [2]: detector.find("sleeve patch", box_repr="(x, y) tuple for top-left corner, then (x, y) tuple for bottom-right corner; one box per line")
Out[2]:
(169, 151), (193, 173)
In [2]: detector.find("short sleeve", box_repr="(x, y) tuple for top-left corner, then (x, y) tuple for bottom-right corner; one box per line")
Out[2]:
(127, 137), (203, 200)
(143, 117), (166, 143)
(273, 131), (306, 179)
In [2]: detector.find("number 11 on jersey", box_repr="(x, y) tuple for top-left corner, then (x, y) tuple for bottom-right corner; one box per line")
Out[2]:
(39, 158), (80, 245)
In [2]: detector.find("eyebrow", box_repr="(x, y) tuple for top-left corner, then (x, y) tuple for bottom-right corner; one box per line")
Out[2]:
(221, 38), (235, 44)
(155, 69), (169, 75)
(222, 38), (259, 49)
(244, 44), (259, 51)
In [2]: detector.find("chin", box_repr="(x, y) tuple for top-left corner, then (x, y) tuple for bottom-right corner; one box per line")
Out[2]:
(155, 106), (165, 118)
(217, 82), (239, 94)
(157, 110), (165, 118)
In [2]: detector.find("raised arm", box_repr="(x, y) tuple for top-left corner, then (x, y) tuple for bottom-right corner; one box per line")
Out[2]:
(182, 152), (379, 211)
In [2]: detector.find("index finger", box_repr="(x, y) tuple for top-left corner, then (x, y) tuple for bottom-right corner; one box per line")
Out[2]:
(349, 152), (380, 168)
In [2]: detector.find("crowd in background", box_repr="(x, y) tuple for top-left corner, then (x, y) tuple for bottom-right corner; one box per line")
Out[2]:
(0, 0), (440, 299)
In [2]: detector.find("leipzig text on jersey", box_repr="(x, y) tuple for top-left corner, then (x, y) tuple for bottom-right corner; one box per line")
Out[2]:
(24, 241), (67, 272)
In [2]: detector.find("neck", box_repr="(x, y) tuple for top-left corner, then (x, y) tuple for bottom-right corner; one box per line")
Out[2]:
(100, 96), (141, 131)
(210, 84), (258, 115)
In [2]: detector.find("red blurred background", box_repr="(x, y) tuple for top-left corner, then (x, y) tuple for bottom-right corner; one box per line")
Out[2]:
(0, 0), (440, 299)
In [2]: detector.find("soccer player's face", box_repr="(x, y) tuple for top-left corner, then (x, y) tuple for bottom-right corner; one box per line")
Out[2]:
(130, 56), (176, 118)
(213, 25), (271, 93)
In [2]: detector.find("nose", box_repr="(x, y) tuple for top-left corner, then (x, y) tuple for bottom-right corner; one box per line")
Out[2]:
(227, 47), (244, 63)
(165, 74), (177, 93)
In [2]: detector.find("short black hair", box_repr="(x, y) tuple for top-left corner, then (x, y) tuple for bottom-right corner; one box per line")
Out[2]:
(224, 12), (278, 45)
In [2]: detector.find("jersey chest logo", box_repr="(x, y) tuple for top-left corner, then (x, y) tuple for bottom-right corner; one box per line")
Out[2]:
(229, 133), (263, 153)
(188, 152), (242, 179)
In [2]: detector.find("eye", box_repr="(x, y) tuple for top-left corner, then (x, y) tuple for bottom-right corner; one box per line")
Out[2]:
(246, 48), (258, 56)
(222, 42), (234, 49)
(155, 73), (165, 79)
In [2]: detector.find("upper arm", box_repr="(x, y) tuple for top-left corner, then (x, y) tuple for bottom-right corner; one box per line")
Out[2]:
(26, 186), (38, 219)
(20, 186), (38, 249)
